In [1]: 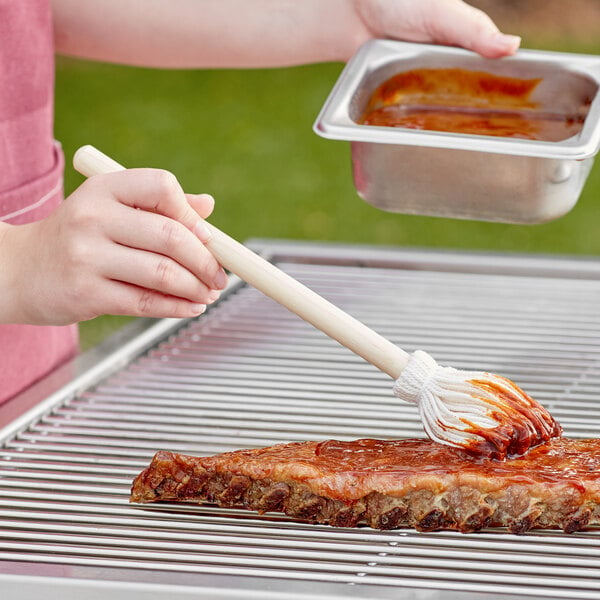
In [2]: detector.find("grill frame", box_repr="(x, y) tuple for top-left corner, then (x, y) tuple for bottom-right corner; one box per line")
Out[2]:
(2, 240), (600, 600)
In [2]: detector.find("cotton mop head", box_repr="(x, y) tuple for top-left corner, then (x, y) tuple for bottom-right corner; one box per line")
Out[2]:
(393, 351), (562, 460)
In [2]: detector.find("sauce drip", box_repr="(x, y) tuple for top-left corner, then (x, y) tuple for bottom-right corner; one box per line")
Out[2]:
(312, 437), (600, 481)
(457, 376), (563, 460)
(360, 68), (586, 141)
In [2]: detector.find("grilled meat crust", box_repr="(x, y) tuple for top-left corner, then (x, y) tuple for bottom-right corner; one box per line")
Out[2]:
(130, 438), (600, 534)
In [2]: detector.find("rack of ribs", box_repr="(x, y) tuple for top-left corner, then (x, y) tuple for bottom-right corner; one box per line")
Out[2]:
(130, 437), (600, 534)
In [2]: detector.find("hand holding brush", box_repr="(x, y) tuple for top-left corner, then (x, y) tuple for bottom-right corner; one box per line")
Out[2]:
(74, 145), (561, 460)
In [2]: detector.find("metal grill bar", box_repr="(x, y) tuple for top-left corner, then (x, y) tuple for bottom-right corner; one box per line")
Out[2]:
(2, 244), (600, 599)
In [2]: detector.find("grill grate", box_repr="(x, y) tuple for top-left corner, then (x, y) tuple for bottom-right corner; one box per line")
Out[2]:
(2, 243), (600, 599)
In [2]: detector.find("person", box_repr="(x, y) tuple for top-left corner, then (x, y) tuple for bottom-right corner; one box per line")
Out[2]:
(0, 0), (520, 404)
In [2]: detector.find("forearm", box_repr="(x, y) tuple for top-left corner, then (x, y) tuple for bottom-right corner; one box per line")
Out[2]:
(51, 0), (367, 68)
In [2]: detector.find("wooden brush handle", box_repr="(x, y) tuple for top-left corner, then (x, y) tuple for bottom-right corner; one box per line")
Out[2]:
(73, 145), (410, 379)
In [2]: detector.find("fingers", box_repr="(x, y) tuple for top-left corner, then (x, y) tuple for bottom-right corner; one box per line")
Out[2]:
(82, 168), (228, 289)
(98, 241), (221, 305)
(95, 279), (211, 320)
(107, 200), (227, 291)
(90, 168), (213, 241)
(66, 169), (229, 321)
(426, 1), (520, 58)
(187, 193), (215, 220)
(354, 0), (520, 59)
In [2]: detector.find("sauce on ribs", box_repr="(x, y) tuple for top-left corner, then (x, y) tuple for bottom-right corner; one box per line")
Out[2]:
(131, 437), (600, 534)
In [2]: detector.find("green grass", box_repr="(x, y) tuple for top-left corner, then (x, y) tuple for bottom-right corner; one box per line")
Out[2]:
(54, 38), (600, 350)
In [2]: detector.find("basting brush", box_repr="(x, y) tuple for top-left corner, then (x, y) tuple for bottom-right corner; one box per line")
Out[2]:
(73, 145), (562, 460)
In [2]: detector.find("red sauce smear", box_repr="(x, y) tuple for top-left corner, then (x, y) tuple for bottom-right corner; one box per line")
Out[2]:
(457, 376), (562, 461)
(360, 68), (585, 141)
(310, 437), (597, 492)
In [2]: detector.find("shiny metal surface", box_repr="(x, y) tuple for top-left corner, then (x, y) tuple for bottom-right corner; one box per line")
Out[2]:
(314, 40), (600, 223)
(2, 241), (600, 599)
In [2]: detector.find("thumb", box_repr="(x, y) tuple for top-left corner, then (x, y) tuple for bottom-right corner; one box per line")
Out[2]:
(431, 2), (520, 58)
(187, 193), (215, 220)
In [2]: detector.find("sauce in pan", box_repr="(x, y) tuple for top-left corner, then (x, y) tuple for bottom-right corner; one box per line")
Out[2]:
(360, 68), (586, 141)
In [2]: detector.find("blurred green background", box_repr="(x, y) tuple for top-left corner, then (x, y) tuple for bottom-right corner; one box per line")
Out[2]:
(53, 11), (600, 351)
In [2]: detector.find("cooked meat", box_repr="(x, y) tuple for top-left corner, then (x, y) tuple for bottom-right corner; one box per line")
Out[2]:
(130, 438), (600, 534)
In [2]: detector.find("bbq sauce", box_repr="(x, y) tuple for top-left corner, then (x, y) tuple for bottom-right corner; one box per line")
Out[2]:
(312, 438), (600, 490)
(360, 68), (585, 141)
(457, 376), (563, 461)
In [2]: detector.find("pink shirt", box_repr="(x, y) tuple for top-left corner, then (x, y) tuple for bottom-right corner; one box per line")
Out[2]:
(0, 0), (78, 404)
